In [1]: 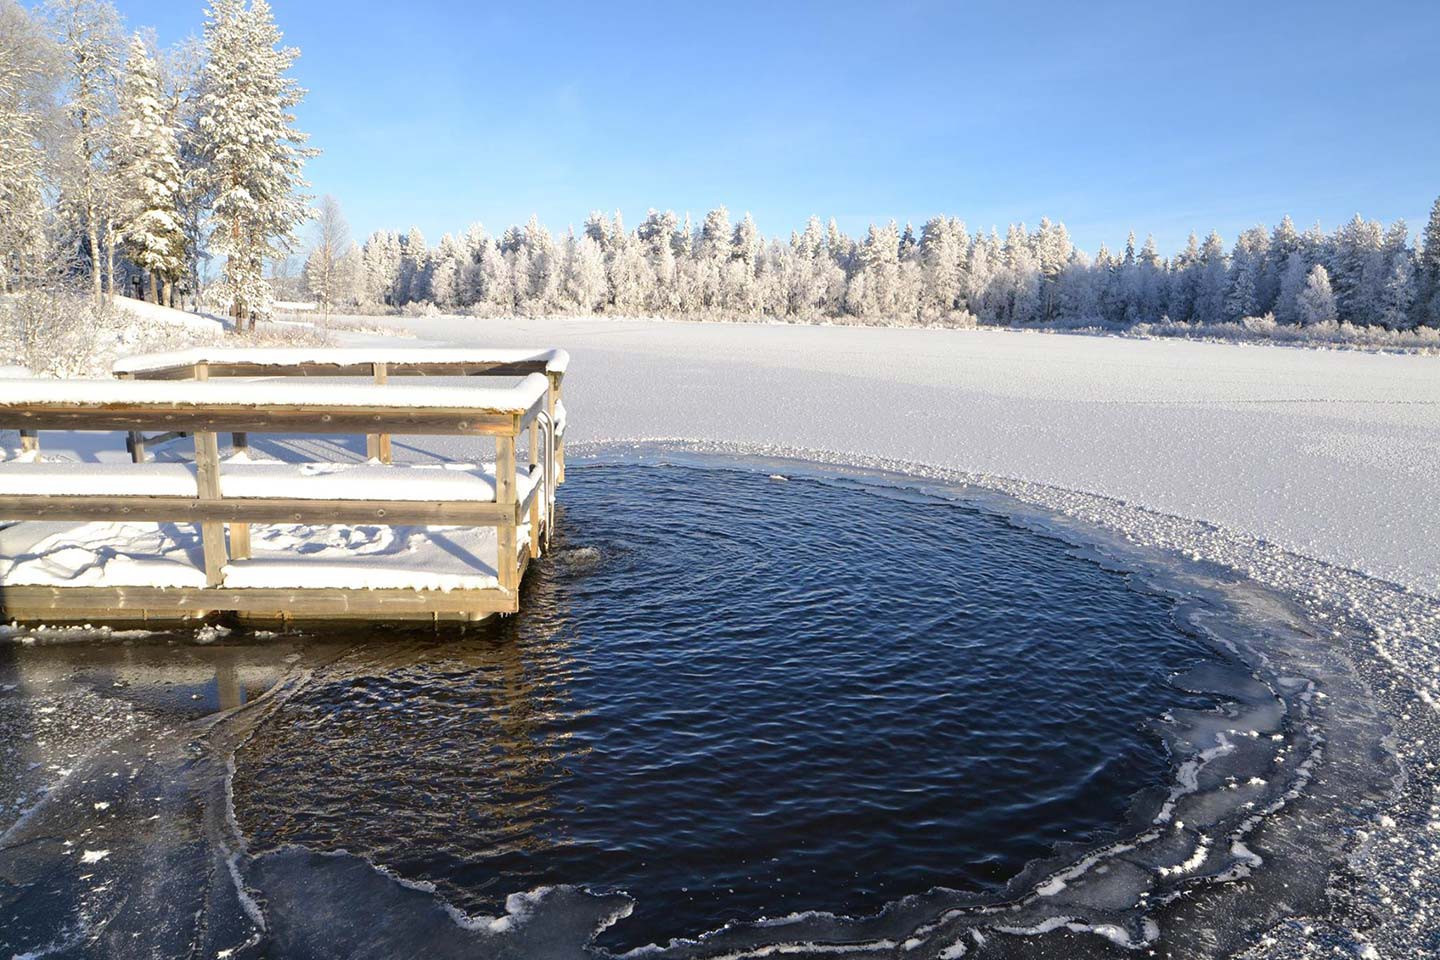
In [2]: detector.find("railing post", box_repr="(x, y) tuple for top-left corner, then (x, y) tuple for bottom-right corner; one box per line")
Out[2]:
(18, 430), (38, 458)
(496, 433), (517, 597)
(549, 373), (565, 483)
(118, 371), (145, 463)
(527, 420), (541, 557)
(366, 362), (392, 463)
(193, 430), (228, 586)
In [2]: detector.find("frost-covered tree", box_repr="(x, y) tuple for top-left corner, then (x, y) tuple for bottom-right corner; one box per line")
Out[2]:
(359, 230), (400, 307)
(428, 232), (464, 309)
(398, 226), (429, 303)
(606, 213), (652, 313)
(1224, 226), (1268, 321)
(1421, 197), (1440, 328)
(1194, 231), (1229, 324)
(1274, 251), (1310, 326)
(196, 0), (315, 327)
(303, 194), (348, 318)
(522, 216), (558, 310)
(563, 232), (606, 312)
(47, 0), (121, 298)
(0, 1), (62, 292)
(920, 216), (967, 319)
(1297, 264), (1337, 326)
(112, 35), (184, 303)
(1377, 253), (1415, 329)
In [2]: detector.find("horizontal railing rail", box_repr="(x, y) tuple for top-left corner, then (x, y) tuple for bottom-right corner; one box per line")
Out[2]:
(112, 347), (569, 477)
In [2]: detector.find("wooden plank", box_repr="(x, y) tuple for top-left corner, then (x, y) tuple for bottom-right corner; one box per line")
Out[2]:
(366, 362), (392, 463)
(129, 360), (553, 380)
(527, 421), (540, 557)
(230, 522), (251, 561)
(0, 585), (515, 618)
(3, 408), (520, 435)
(193, 431), (227, 586)
(495, 435), (517, 593)
(0, 495), (516, 524)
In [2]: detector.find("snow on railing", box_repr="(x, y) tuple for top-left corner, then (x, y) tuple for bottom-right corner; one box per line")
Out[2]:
(112, 347), (569, 477)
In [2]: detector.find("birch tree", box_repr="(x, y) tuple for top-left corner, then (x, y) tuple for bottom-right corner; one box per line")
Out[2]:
(47, 0), (121, 298)
(0, 1), (61, 292)
(303, 194), (348, 318)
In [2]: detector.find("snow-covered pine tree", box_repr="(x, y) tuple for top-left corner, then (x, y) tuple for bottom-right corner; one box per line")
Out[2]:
(112, 34), (184, 304)
(1259, 215), (1299, 315)
(1422, 197), (1440, 328)
(1033, 218), (1070, 321)
(1194, 231), (1229, 324)
(920, 216), (964, 319)
(1136, 234), (1163, 322)
(1224, 226), (1268, 322)
(1297, 264), (1337, 326)
(197, 0), (315, 327)
(398, 226), (430, 303)
(477, 235), (512, 314)
(522, 216), (558, 311)
(607, 213), (652, 314)
(359, 230), (401, 307)
(563, 232), (606, 313)
(1274, 251), (1310, 326)
(1377, 253), (1415, 329)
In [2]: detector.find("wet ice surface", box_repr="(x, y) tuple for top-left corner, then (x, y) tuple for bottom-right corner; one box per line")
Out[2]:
(0, 457), (1430, 958)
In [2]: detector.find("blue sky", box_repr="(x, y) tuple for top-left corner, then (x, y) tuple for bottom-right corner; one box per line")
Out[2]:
(113, 0), (1438, 254)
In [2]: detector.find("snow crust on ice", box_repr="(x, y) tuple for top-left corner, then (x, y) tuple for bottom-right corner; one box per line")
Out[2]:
(0, 371), (549, 413)
(111, 345), (570, 375)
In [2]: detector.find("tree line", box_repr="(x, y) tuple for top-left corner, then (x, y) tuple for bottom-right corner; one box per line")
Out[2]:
(0, 0), (312, 328)
(308, 201), (1440, 333)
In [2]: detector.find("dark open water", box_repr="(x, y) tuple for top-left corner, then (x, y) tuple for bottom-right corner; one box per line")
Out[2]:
(231, 464), (1221, 949)
(0, 462), (1260, 957)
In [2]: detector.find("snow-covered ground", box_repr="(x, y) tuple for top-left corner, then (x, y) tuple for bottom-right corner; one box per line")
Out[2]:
(385, 314), (1440, 598)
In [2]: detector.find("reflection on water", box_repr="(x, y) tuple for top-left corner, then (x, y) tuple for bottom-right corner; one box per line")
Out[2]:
(219, 464), (1221, 949)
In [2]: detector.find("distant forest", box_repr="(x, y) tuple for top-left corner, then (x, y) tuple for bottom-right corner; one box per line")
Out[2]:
(326, 203), (1440, 335)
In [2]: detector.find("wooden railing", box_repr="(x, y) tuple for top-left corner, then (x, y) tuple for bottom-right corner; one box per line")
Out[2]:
(112, 347), (569, 480)
(0, 373), (557, 623)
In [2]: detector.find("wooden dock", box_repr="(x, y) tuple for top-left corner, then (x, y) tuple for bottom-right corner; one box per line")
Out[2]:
(0, 348), (570, 625)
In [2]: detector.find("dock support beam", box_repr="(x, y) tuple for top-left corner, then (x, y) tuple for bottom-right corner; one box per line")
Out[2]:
(496, 434), (517, 596)
(193, 430), (229, 584)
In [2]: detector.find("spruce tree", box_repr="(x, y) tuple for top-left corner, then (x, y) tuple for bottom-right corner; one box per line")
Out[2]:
(1421, 196), (1440, 327)
(113, 34), (184, 303)
(197, 0), (314, 327)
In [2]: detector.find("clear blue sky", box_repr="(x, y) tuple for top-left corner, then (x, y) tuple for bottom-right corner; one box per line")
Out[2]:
(112, 0), (1438, 254)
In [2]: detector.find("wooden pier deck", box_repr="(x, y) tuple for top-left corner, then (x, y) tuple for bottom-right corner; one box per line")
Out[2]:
(0, 348), (569, 624)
